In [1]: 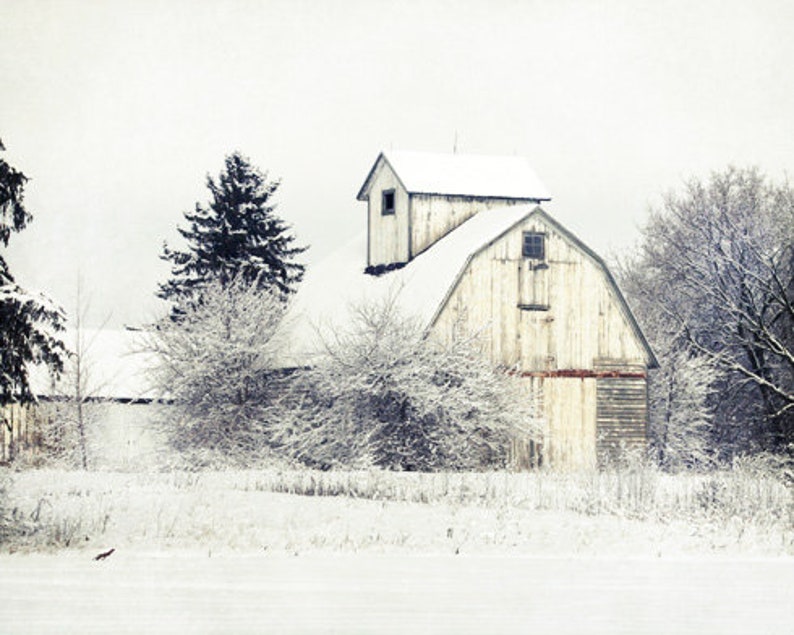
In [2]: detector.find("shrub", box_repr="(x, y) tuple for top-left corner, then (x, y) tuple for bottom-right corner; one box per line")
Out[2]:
(147, 276), (288, 466)
(275, 297), (541, 471)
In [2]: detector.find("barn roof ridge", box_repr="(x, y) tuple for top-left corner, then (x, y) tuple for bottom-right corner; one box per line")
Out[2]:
(356, 150), (552, 202)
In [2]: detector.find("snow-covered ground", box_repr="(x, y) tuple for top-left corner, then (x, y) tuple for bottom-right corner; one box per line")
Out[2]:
(2, 413), (792, 634)
(1, 551), (792, 634)
(5, 468), (792, 557)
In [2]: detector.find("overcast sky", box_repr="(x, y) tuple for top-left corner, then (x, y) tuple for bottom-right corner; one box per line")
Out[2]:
(2, 0), (793, 327)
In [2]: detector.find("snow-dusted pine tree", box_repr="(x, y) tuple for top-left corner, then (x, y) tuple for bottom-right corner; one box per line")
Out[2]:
(0, 138), (65, 407)
(158, 152), (307, 314)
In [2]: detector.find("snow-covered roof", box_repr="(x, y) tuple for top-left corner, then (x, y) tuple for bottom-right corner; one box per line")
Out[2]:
(280, 203), (539, 367)
(30, 329), (158, 401)
(357, 151), (551, 201)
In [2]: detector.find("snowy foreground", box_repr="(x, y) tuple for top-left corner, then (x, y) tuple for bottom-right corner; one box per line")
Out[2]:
(1, 551), (792, 634)
(1, 468), (792, 633)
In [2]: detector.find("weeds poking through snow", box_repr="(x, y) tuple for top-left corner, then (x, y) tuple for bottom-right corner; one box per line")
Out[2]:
(1, 464), (791, 555)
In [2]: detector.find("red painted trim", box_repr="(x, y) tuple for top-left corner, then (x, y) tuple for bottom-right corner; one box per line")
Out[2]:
(513, 369), (647, 379)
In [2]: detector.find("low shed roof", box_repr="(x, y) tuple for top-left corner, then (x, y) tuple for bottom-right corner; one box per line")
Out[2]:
(29, 329), (158, 402)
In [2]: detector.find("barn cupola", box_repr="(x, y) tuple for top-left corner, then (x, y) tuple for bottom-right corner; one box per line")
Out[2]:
(356, 150), (551, 269)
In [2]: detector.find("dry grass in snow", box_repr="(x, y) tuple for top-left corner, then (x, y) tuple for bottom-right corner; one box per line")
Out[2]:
(2, 465), (792, 557)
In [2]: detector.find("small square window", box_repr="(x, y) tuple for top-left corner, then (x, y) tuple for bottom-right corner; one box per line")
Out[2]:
(381, 190), (395, 215)
(522, 232), (545, 260)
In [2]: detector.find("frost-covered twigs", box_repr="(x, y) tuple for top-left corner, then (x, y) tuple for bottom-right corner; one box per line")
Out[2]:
(619, 166), (794, 459)
(274, 297), (542, 471)
(647, 348), (722, 470)
(32, 279), (114, 469)
(147, 276), (289, 467)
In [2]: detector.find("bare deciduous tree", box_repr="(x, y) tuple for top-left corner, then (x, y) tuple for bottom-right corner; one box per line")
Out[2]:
(622, 167), (794, 457)
(147, 275), (288, 466)
(275, 296), (541, 471)
(35, 279), (110, 469)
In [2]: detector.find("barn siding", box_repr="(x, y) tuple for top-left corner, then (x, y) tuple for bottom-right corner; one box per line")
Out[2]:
(596, 376), (648, 464)
(366, 163), (410, 267)
(431, 212), (650, 469)
(410, 195), (528, 258)
(1, 403), (32, 462)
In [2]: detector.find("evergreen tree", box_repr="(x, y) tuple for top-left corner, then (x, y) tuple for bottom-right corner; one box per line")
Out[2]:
(0, 138), (65, 405)
(158, 152), (307, 313)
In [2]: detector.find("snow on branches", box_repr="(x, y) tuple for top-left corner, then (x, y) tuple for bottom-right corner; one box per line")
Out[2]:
(158, 152), (307, 316)
(0, 139), (65, 405)
(147, 276), (288, 466)
(621, 166), (794, 458)
(275, 295), (542, 471)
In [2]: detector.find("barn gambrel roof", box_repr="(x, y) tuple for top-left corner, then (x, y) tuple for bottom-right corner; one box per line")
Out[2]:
(356, 151), (552, 202)
(280, 205), (657, 369)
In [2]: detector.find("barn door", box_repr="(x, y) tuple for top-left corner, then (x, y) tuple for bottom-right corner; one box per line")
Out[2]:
(518, 260), (549, 310)
(596, 374), (648, 465)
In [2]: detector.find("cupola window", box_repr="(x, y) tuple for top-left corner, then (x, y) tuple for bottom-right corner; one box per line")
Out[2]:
(381, 189), (395, 215)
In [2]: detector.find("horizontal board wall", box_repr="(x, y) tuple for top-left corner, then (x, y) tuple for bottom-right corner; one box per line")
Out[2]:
(596, 376), (648, 463)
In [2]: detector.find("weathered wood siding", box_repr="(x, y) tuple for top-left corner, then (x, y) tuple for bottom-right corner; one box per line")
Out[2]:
(1, 403), (31, 462)
(366, 163), (410, 267)
(507, 375), (599, 469)
(410, 195), (528, 258)
(432, 215), (648, 368)
(596, 375), (648, 464)
(431, 212), (650, 468)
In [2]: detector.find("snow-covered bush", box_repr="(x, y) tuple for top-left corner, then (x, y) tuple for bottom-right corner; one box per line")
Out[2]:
(648, 348), (722, 470)
(275, 297), (541, 471)
(147, 276), (289, 467)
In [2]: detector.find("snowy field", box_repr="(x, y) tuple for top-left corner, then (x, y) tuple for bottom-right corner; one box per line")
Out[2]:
(1, 465), (793, 633)
(1, 551), (792, 634)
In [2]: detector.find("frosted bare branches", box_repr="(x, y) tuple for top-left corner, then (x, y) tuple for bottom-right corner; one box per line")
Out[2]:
(649, 348), (722, 470)
(33, 280), (113, 469)
(147, 276), (288, 466)
(275, 296), (542, 471)
(622, 166), (794, 458)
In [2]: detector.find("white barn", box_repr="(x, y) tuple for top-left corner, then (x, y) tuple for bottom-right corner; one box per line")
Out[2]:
(286, 150), (657, 469)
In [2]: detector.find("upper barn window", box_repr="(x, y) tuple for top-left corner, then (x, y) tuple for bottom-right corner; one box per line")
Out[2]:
(381, 189), (395, 215)
(522, 231), (545, 260)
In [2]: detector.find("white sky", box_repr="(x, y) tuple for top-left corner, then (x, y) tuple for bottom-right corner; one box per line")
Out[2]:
(2, 0), (793, 327)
